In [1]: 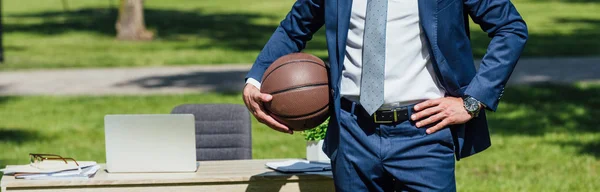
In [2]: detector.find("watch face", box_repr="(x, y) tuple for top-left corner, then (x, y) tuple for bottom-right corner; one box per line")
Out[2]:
(465, 97), (479, 112)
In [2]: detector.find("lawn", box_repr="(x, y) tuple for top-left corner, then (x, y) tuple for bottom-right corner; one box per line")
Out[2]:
(0, 0), (599, 70)
(0, 83), (599, 191)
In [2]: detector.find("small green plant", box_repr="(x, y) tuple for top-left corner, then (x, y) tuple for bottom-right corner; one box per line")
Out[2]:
(302, 118), (329, 141)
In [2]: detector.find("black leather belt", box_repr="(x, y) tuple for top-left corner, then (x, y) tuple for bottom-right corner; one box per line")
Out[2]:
(341, 97), (410, 124)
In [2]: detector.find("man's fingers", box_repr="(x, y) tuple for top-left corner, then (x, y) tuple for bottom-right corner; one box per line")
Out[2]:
(426, 119), (449, 134)
(261, 114), (293, 134)
(250, 102), (292, 134)
(259, 93), (273, 102)
(243, 95), (252, 110)
(246, 90), (265, 113)
(258, 112), (292, 134)
(415, 113), (445, 128)
(414, 98), (442, 111)
(255, 103), (291, 133)
(250, 91), (272, 103)
(411, 106), (442, 121)
(244, 84), (291, 134)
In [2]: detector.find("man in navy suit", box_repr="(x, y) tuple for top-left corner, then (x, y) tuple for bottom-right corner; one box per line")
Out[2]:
(243, 0), (527, 191)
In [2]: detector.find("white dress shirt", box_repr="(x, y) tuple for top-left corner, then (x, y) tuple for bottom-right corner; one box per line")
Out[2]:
(247, 0), (445, 108)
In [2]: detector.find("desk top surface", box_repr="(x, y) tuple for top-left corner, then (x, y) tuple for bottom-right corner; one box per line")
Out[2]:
(1, 159), (333, 188)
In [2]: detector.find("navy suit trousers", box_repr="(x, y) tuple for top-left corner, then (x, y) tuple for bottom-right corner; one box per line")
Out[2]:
(331, 102), (456, 191)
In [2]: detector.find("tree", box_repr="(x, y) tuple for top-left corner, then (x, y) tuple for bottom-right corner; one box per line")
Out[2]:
(116, 0), (153, 41)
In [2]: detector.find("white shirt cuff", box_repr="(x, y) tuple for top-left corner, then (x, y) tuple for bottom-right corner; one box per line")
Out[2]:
(246, 78), (261, 90)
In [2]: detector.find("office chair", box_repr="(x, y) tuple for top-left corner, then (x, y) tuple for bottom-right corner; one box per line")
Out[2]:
(171, 104), (252, 161)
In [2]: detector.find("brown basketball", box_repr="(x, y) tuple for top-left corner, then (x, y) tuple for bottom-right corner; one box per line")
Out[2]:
(260, 53), (330, 131)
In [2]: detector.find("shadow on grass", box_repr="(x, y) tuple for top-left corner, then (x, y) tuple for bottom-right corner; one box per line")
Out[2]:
(489, 83), (600, 157)
(550, 140), (600, 158)
(113, 70), (248, 94)
(470, 18), (600, 57)
(0, 129), (44, 144)
(0, 95), (14, 105)
(0, 128), (32, 178)
(3, 7), (327, 52)
(489, 83), (600, 136)
(7, 5), (598, 58)
(0, 128), (37, 179)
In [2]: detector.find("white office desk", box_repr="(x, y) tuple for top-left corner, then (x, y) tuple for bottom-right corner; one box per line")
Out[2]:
(1, 159), (334, 192)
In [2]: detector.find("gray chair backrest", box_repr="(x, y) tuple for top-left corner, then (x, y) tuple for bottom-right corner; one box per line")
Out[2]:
(171, 104), (252, 161)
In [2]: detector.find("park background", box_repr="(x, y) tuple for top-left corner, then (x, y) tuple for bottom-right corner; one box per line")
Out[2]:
(0, 0), (598, 191)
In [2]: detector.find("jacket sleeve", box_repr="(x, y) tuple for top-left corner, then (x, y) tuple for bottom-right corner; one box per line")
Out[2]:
(245, 0), (325, 83)
(463, 0), (528, 111)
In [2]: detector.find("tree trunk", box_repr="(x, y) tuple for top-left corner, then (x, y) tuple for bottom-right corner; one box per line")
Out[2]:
(61, 0), (69, 12)
(116, 0), (153, 41)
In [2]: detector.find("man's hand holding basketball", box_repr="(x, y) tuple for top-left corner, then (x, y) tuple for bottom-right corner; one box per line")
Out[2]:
(242, 84), (293, 134)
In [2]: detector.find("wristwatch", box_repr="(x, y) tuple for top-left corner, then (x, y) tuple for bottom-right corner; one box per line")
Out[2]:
(463, 95), (481, 118)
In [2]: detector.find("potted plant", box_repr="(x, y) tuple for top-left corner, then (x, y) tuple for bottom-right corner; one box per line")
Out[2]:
(302, 118), (330, 162)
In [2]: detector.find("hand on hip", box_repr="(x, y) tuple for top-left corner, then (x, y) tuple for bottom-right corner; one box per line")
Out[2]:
(411, 97), (473, 134)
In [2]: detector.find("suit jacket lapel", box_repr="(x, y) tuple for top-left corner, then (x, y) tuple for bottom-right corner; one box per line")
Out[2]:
(418, 0), (437, 57)
(337, 0), (352, 75)
(418, 0), (449, 88)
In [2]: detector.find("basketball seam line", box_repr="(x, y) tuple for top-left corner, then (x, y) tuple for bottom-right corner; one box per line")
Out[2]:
(266, 81), (329, 94)
(261, 59), (327, 84)
(268, 83), (329, 95)
(269, 101), (329, 119)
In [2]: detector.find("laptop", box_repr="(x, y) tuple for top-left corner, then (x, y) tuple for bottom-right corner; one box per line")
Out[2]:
(104, 114), (197, 173)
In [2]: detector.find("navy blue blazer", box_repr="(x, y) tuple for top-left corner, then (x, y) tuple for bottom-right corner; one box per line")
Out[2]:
(246, 0), (528, 160)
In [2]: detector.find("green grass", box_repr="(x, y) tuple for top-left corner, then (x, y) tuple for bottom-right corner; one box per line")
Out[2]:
(456, 82), (600, 191)
(0, 0), (599, 70)
(0, 93), (307, 162)
(470, 0), (600, 57)
(0, 83), (599, 191)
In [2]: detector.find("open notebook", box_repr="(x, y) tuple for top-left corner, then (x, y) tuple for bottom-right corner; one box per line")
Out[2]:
(14, 165), (101, 180)
(266, 160), (331, 173)
(1, 161), (97, 174)
(1, 161), (99, 180)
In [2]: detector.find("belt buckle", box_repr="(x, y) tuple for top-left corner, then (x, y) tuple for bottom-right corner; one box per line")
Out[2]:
(373, 109), (397, 123)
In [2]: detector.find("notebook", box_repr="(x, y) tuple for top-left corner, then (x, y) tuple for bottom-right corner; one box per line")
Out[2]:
(1, 161), (97, 174)
(266, 160), (331, 173)
(14, 165), (101, 180)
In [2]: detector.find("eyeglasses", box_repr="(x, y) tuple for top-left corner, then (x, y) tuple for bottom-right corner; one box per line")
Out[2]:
(29, 153), (81, 172)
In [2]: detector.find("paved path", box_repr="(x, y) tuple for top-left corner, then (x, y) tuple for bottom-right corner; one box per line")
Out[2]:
(0, 65), (251, 96)
(0, 57), (598, 96)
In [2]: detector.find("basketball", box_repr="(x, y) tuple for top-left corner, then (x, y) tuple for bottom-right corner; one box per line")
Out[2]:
(260, 53), (330, 131)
